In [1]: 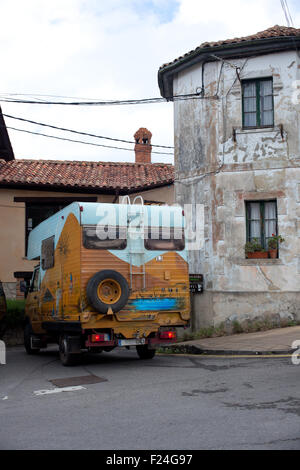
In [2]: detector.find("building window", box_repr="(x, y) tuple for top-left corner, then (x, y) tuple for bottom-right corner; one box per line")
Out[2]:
(246, 200), (277, 249)
(242, 78), (274, 128)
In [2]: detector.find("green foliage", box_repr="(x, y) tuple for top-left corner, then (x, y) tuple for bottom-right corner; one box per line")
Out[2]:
(244, 238), (265, 253)
(268, 234), (285, 249)
(4, 299), (25, 328)
(194, 327), (215, 339)
(213, 322), (227, 336)
(232, 320), (243, 334)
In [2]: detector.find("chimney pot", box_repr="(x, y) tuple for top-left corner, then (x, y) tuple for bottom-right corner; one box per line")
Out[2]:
(134, 127), (152, 163)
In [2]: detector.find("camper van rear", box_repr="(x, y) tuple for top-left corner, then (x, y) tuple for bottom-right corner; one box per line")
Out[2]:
(24, 201), (190, 365)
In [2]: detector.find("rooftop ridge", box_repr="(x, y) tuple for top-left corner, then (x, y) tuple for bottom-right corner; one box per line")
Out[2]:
(8, 159), (173, 167)
(159, 25), (300, 70)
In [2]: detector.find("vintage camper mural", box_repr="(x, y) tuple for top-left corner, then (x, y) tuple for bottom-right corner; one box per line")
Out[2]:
(24, 201), (190, 365)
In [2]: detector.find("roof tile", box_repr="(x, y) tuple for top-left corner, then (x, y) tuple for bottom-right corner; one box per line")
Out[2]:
(0, 159), (174, 192)
(159, 25), (300, 70)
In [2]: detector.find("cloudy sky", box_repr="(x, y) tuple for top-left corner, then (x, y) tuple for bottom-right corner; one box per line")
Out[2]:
(1, 0), (299, 164)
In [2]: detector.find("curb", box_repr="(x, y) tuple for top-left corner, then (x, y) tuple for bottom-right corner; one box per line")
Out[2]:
(160, 343), (295, 356)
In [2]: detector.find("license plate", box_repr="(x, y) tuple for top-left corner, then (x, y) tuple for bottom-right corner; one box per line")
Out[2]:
(118, 338), (146, 346)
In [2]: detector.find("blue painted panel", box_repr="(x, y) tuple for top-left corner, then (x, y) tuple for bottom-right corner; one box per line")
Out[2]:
(130, 298), (178, 311)
(27, 202), (81, 260)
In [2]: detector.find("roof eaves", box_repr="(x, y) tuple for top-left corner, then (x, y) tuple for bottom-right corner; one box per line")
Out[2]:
(158, 35), (300, 98)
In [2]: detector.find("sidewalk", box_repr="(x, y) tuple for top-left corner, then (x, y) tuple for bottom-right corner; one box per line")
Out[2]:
(166, 325), (300, 355)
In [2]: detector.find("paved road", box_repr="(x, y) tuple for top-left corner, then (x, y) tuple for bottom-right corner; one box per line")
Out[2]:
(0, 346), (299, 450)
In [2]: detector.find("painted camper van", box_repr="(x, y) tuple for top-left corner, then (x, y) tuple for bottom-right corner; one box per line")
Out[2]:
(24, 200), (190, 365)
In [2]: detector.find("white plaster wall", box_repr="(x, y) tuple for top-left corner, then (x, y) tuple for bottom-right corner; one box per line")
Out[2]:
(173, 49), (300, 324)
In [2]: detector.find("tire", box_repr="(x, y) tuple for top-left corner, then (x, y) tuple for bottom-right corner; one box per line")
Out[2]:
(59, 335), (78, 366)
(86, 270), (129, 314)
(136, 345), (156, 360)
(24, 323), (40, 355)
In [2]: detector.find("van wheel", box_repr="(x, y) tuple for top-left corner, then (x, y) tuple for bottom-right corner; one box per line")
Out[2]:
(136, 345), (156, 360)
(24, 323), (40, 355)
(86, 270), (129, 314)
(59, 336), (78, 366)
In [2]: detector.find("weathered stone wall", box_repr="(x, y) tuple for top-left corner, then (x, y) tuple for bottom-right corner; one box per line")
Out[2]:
(193, 291), (300, 330)
(173, 49), (300, 327)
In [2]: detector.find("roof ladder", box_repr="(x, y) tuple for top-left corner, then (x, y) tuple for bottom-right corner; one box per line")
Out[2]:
(125, 196), (146, 290)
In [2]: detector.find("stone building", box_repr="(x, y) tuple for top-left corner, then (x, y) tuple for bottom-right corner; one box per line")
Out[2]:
(158, 25), (300, 329)
(0, 125), (174, 298)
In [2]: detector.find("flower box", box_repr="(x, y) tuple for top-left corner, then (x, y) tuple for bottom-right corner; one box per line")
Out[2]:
(247, 251), (268, 259)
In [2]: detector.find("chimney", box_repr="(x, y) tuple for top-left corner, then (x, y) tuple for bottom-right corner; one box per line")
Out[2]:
(134, 127), (152, 163)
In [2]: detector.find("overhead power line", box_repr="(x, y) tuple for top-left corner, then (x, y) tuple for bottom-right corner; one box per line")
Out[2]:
(280, 0), (294, 27)
(0, 91), (213, 106)
(0, 92), (112, 101)
(3, 113), (174, 149)
(5, 125), (174, 156)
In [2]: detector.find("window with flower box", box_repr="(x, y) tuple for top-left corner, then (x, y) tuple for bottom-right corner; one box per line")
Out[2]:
(245, 200), (278, 253)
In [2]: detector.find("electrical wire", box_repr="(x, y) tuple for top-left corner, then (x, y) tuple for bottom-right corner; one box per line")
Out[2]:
(280, 0), (294, 27)
(4, 125), (174, 156)
(0, 91), (217, 106)
(0, 92), (112, 101)
(280, 0), (299, 57)
(175, 58), (249, 185)
(2, 113), (174, 149)
(285, 0), (294, 26)
(281, 0), (291, 26)
(210, 54), (240, 70)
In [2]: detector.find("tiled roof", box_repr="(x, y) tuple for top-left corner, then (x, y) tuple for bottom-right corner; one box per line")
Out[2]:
(159, 25), (300, 70)
(0, 159), (174, 192)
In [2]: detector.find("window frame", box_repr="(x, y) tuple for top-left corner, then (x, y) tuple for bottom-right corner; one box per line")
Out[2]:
(82, 225), (127, 250)
(242, 77), (274, 129)
(29, 267), (40, 292)
(245, 200), (278, 251)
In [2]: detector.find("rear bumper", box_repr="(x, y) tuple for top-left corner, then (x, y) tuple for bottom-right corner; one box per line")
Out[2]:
(85, 330), (177, 349)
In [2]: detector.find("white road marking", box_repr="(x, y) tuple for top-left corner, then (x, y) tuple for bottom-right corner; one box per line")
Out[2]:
(33, 386), (86, 396)
(2, 396), (8, 400)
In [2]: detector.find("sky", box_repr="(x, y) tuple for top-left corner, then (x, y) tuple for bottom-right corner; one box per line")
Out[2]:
(1, 0), (300, 164)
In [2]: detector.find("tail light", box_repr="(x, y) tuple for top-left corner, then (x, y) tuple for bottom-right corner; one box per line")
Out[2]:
(91, 333), (110, 342)
(159, 331), (176, 340)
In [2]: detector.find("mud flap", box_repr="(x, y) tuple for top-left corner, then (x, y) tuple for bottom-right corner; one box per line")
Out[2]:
(66, 335), (81, 354)
(30, 337), (45, 349)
